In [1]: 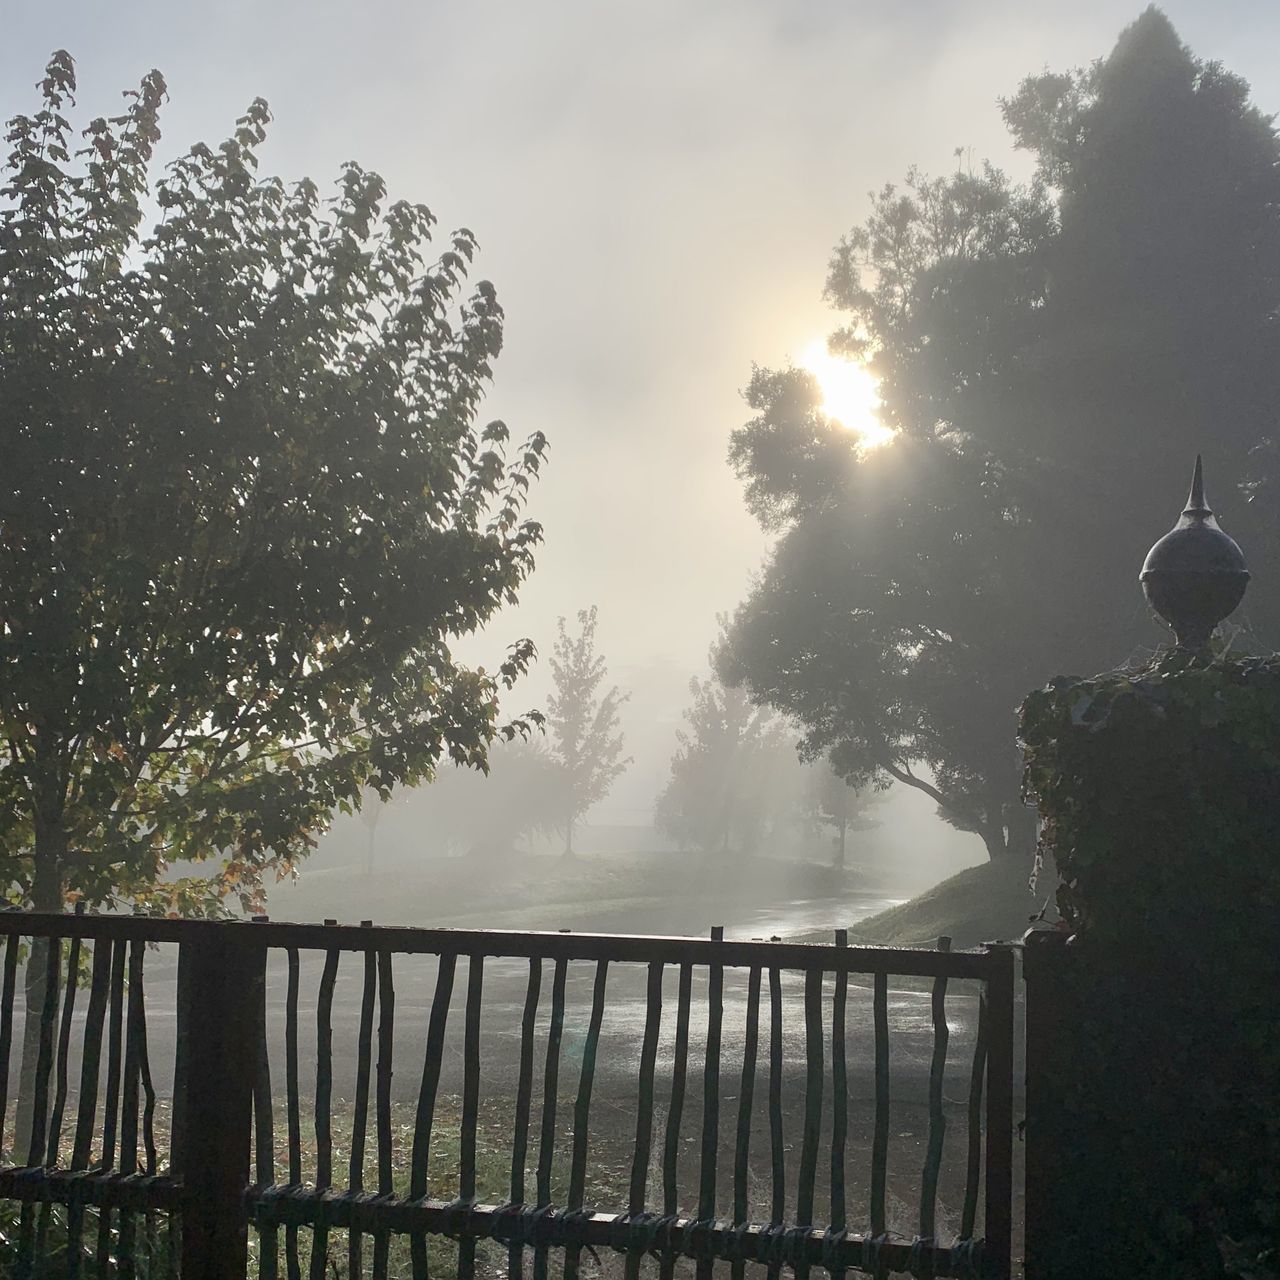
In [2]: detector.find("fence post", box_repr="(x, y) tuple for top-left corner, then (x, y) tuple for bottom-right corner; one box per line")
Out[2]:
(982, 943), (1016, 1280)
(1021, 928), (1072, 1280)
(172, 924), (266, 1280)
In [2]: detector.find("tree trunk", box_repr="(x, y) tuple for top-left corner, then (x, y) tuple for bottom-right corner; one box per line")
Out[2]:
(980, 804), (1037, 862)
(563, 815), (575, 859)
(980, 825), (1011, 861)
(834, 816), (847, 870)
(17, 819), (64, 1159)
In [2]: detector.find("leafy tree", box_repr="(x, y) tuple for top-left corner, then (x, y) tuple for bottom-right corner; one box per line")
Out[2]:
(804, 760), (880, 870)
(724, 10), (1280, 861)
(546, 608), (630, 856)
(0, 53), (547, 914)
(410, 739), (566, 859)
(656, 628), (799, 857)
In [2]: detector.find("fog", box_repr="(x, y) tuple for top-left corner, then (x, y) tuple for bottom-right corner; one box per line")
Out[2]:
(9, 0), (1279, 909)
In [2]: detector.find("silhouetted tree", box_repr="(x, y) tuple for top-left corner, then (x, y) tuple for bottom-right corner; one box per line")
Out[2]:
(0, 53), (547, 914)
(804, 760), (880, 870)
(656, 626), (798, 857)
(724, 10), (1280, 860)
(546, 608), (630, 856)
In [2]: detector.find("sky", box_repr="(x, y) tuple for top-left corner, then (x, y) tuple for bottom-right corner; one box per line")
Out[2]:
(6, 0), (1280, 850)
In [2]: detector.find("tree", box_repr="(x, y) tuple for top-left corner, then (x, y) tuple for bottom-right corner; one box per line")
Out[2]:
(546, 608), (630, 856)
(411, 739), (567, 859)
(656, 628), (799, 857)
(804, 759), (880, 870)
(724, 10), (1280, 861)
(0, 54), (548, 914)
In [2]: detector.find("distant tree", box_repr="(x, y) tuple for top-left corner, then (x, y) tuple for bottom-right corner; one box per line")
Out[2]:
(546, 608), (630, 856)
(724, 11), (1280, 862)
(357, 787), (394, 876)
(803, 760), (880, 870)
(0, 53), (547, 915)
(656, 627), (799, 857)
(414, 739), (566, 859)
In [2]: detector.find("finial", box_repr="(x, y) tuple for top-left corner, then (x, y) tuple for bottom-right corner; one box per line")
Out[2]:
(1140, 456), (1249, 651)
(1183, 454), (1213, 518)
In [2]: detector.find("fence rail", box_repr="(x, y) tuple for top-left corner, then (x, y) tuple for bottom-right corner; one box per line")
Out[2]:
(0, 910), (1015, 1280)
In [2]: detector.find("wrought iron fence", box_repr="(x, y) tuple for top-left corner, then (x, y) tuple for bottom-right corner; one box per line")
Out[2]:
(0, 912), (1014, 1280)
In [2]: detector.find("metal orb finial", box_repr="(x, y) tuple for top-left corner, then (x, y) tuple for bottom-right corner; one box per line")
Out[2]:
(1139, 456), (1249, 651)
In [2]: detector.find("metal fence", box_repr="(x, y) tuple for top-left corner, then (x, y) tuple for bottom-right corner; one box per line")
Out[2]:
(0, 912), (1014, 1280)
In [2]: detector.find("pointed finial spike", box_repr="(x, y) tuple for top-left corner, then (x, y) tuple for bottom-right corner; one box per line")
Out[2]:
(1186, 455), (1208, 516)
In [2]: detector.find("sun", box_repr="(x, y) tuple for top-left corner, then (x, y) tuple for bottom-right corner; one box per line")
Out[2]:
(801, 341), (894, 449)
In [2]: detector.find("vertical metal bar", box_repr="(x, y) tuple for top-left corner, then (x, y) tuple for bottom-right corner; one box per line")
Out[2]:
(626, 959), (664, 1280)
(118, 939), (147, 1277)
(0, 934), (18, 1158)
(983, 946), (1016, 1280)
(46, 932), (80, 1166)
(255, 946), (278, 1280)
(97, 936), (127, 1275)
(349, 944), (378, 1280)
(25, 934), (60, 1166)
(458, 955), (485, 1280)
(870, 971), (889, 1241)
(830, 931), (849, 1280)
(730, 964), (762, 1280)
(35, 932), (72, 1269)
(960, 986), (989, 1243)
(797, 967), (824, 1225)
(72, 938), (112, 1168)
(533, 957), (567, 1280)
(920, 938), (952, 1243)
(137, 949), (160, 1274)
(564, 959), (609, 1280)
(795, 966), (825, 1280)
(68, 936), (111, 1273)
(176, 928), (266, 1280)
(410, 952), (457, 1280)
(512, 958), (542, 1205)
(659, 962), (692, 1280)
(767, 966), (785, 1225)
(284, 947), (302, 1280)
(695, 928), (724, 1280)
(509, 957), (541, 1280)
(138, 970), (159, 1176)
(308, 945), (341, 1280)
(373, 949), (395, 1280)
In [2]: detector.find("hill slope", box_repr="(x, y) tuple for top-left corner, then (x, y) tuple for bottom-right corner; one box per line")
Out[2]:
(839, 858), (1042, 949)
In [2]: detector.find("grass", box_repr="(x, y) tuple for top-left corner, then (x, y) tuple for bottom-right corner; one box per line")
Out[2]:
(815, 858), (1042, 950)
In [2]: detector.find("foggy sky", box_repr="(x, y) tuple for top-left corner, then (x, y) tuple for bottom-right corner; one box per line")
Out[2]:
(6, 0), (1279, 846)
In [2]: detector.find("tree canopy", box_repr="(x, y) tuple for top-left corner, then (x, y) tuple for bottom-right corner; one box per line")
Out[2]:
(723, 9), (1280, 860)
(0, 54), (547, 912)
(546, 607), (629, 856)
(656, 624), (800, 858)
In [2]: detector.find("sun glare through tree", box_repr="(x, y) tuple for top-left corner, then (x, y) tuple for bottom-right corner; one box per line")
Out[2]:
(801, 340), (894, 449)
